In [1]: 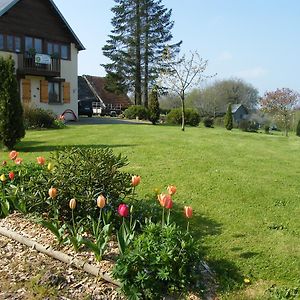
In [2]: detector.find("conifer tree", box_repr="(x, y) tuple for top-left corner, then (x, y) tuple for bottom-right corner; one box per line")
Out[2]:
(148, 86), (160, 124)
(224, 103), (233, 130)
(296, 119), (300, 137)
(0, 56), (25, 150)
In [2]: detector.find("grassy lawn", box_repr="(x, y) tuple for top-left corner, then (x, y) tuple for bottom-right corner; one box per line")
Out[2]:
(1, 123), (299, 298)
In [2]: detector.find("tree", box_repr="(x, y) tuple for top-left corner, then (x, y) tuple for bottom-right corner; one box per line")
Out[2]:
(0, 56), (25, 150)
(224, 103), (233, 130)
(296, 119), (300, 137)
(160, 50), (212, 131)
(260, 88), (300, 136)
(102, 0), (179, 106)
(148, 86), (160, 124)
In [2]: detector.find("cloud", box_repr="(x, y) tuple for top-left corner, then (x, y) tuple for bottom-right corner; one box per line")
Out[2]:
(217, 51), (233, 61)
(235, 67), (268, 79)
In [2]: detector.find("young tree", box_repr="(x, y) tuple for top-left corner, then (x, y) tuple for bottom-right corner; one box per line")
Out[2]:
(0, 56), (25, 150)
(224, 103), (233, 130)
(148, 86), (160, 124)
(160, 50), (212, 131)
(296, 119), (300, 137)
(260, 88), (300, 136)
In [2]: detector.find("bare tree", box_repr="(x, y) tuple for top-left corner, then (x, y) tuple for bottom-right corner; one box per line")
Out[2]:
(160, 50), (213, 131)
(260, 88), (300, 136)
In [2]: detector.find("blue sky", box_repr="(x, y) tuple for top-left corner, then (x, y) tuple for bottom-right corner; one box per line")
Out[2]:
(54, 0), (300, 96)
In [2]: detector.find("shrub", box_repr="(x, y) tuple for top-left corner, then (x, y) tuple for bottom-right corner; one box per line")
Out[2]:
(238, 120), (250, 132)
(24, 107), (56, 129)
(203, 117), (214, 128)
(148, 88), (160, 125)
(124, 105), (148, 120)
(0, 56), (25, 149)
(214, 116), (225, 127)
(296, 120), (300, 137)
(113, 222), (202, 299)
(224, 104), (233, 130)
(166, 108), (200, 127)
(264, 125), (270, 134)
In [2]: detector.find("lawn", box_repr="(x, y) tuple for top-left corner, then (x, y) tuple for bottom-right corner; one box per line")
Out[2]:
(1, 123), (299, 298)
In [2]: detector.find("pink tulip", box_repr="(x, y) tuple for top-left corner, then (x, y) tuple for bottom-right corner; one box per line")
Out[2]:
(167, 185), (177, 195)
(9, 150), (18, 160)
(184, 206), (193, 218)
(15, 158), (23, 165)
(37, 156), (46, 165)
(158, 193), (172, 208)
(131, 175), (141, 187)
(8, 171), (15, 180)
(118, 203), (129, 217)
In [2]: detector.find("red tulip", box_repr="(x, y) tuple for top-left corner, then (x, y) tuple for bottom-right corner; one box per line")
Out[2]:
(158, 193), (172, 208)
(9, 150), (18, 160)
(131, 175), (141, 187)
(69, 198), (77, 209)
(48, 187), (57, 199)
(15, 158), (23, 165)
(97, 194), (106, 208)
(184, 206), (193, 218)
(167, 185), (177, 195)
(118, 203), (129, 217)
(37, 156), (46, 165)
(165, 197), (173, 209)
(8, 172), (15, 180)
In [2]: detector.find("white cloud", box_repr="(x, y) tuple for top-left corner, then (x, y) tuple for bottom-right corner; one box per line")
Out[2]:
(217, 51), (233, 61)
(235, 67), (268, 79)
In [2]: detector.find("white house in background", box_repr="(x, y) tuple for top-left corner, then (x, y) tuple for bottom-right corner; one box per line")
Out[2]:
(0, 0), (85, 120)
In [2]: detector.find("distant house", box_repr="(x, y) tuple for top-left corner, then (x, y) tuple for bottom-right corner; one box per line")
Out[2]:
(0, 0), (85, 120)
(78, 75), (131, 115)
(231, 104), (248, 124)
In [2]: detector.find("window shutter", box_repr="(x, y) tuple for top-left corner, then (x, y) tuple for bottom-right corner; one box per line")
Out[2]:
(40, 80), (48, 103)
(63, 82), (71, 103)
(22, 79), (31, 103)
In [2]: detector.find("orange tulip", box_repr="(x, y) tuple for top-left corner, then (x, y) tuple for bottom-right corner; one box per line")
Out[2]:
(184, 206), (193, 218)
(37, 156), (46, 165)
(15, 158), (23, 165)
(48, 187), (57, 199)
(131, 175), (141, 187)
(167, 185), (177, 195)
(97, 194), (106, 208)
(9, 150), (18, 160)
(165, 197), (173, 209)
(69, 198), (77, 209)
(158, 193), (172, 208)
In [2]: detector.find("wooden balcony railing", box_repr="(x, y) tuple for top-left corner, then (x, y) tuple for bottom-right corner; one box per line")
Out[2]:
(17, 53), (60, 77)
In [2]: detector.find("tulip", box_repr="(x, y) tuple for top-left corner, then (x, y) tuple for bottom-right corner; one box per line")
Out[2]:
(47, 162), (54, 171)
(69, 198), (77, 209)
(8, 172), (15, 181)
(2, 160), (7, 166)
(131, 175), (141, 187)
(48, 187), (57, 198)
(165, 197), (173, 209)
(167, 185), (177, 195)
(0, 174), (6, 182)
(184, 206), (193, 218)
(37, 156), (46, 165)
(157, 193), (172, 208)
(118, 203), (129, 217)
(97, 194), (106, 208)
(9, 150), (18, 160)
(14, 158), (23, 165)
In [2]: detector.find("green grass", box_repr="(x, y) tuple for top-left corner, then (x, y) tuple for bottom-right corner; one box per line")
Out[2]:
(1, 124), (300, 298)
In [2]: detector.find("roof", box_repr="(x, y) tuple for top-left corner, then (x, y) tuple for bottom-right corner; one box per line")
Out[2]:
(0, 0), (85, 50)
(232, 104), (248, 113)
(80, 75), (132, 109)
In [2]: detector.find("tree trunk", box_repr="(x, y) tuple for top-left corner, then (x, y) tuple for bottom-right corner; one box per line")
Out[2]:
(143, 7), (149, 108)
(181, 93), (185, 131)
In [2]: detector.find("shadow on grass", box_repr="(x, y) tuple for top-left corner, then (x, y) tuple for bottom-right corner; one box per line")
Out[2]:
(17, 141), (137, 153)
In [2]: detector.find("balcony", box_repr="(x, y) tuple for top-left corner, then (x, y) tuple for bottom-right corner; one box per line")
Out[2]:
(17, 53), (60, 77)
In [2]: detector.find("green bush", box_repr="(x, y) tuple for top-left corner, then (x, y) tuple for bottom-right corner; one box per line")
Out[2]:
(113, 222), (202, 299)
(224, 104), (233, 130)
(124, 105), (149, 120)
(24, 107), (56, 129)
(203, 117), (214, 128)
(148, 88), (160, 125)
(264, 124), (270, 134)
(238, 120), (258, 132)
(214, 116), (225, 127)
(166, 108), (200, 127)
(296, 120), (300, 137)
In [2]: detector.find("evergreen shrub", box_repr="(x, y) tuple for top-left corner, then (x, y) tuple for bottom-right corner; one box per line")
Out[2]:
(203, 117), (214, 128)
(296, 120), (300, 137)
(166, 108), (200, 127)
(24, 107), (56, 129)
(124, 105), (149, 120)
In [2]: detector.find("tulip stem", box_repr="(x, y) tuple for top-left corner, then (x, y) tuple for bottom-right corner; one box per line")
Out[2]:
(96, 208), (102, 237)
(166, 209), (170, 225)
(187, 221), (190, 233)
(72, 209), (76, 235)
(162, 207), (165, 227)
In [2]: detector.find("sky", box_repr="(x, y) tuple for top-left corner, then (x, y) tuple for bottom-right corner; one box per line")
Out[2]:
(54, 0), (300, 96)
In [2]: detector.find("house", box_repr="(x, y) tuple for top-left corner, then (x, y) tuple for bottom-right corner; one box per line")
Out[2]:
(0, 0), (85, 120)
(78, 75), (131, 115)
(231, 104), (248, 124)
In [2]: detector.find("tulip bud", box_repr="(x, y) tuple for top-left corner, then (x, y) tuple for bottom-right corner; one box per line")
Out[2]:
(48, 187), (57, 198)
(167, 185), (177, 195)
(131, 175), (141, 187)
(0, 174), (6, 182)
(9, 150), (18, 160)
(184, 206), (193, 218)
(37, 156), (46, 165)
(47, 162), (54, 171)
(69, 198), (76, 210)
(8, 172), (15, 180)
(97, 194), (106, 208)
(158, 193), (172, 208)
(118, 203), (129, 217)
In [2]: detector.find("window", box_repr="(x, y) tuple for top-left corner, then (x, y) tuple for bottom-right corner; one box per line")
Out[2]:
(61, 45), (69, 59)
(25, 36), (42, 53)
(47, 42), (70, 60)
(5, 35), (21, 52)
(7, 35), (14, 51)
(0, 34), (3, 49)
(48, 82), (61, 104)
